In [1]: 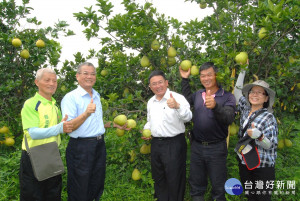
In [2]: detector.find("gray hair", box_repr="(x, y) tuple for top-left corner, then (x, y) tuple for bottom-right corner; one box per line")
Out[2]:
(77, 62), (96, 73)
(36, 68), (56, 80)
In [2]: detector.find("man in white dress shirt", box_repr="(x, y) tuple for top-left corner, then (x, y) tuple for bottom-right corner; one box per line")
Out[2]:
(143, 70), (192, 201)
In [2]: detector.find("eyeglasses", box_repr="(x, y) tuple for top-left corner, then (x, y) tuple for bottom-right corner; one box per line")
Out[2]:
(200, 73), (215, 79)
(150, 80), (164, 87)
(78, 72), (96, 77)
(249, 90), (266, 96)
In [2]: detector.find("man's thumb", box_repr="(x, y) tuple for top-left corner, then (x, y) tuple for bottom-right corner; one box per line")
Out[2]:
(90, 98), (93, 103)
(170, 92), (173, 99)
(207, 90), (211, 96)
(251, 123), (255, 128)
(62, 114), (68, 122)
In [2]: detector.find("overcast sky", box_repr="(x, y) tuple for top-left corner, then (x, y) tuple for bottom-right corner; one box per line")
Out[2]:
(17, 0), (213, 68)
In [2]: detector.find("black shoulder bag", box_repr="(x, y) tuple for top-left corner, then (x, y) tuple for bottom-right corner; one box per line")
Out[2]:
(234, 110), (265, 170)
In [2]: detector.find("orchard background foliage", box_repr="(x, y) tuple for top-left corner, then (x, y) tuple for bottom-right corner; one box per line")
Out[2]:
(0, 0), (299, 200)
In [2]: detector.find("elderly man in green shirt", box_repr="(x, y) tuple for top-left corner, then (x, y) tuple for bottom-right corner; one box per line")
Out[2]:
(19, 68), (73, 201)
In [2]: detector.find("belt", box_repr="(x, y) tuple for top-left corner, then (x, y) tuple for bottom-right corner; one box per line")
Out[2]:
(153, 133), (184, 141)
(196, 138), (225, 146)
(73, 135), (103, 140)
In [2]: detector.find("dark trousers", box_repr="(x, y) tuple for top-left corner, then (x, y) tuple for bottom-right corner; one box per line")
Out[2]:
(239, 163), (275, 201)
(66, 137), (106, 201)
(19, 150), (62, 201)
(151, 134), (187, 201)
(189, 140), (228, 201)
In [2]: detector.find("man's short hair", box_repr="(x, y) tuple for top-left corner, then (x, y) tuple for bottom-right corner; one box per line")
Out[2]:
(200, 62), (218, 74)
(77, 62), (95, 73)
(148, 70), (167, 83)
(35, 68), (56, 80)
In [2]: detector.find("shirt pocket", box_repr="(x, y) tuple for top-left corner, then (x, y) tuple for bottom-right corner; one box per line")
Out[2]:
(162, 106), (175, 123)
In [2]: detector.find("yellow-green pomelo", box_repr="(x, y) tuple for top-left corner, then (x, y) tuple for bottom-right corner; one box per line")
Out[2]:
(199, 2), (207, 9)
(288, 56), (295, 64)
(127, 119), (137, 129)
(12, 38), (22, 47)
(116, 128), (125, 137)
(128, 150), (136, 162)
(243, 41), (250, 46)
(167, 46), (177, 57)
(142, 129), (151, 138)
(132, 168), (141, 180)
(229, 124), (238, 136)
(140, 144), (150, 154)
(277, 139), (284, 149)
(123, 87), (130, 97)
(235, 52), (248, 65)
(167, 57), (176, 66)
(190, 65), (199, 76)
(284, 139), (292, 147)
(0, 126), (9, 134)
(253, 48), (260, 55)
(114, 114), (127, 126)
(258, 27), (267, 39)
(4, 137), (15, 146)
(100, 69), (108, 77)
(61, 85), (66, 92)
(140, 56), (150, 67)
(36, 39), (45, 48)
(160, 58), (167, 68)
(180, 60), (192, 71)
(20, 49), (30, 59)
(151, 39), (160, 50)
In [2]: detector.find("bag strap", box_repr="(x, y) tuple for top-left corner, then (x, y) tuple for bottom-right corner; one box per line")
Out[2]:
(24, 133), (30, 153)
(241, 110), (265, 136)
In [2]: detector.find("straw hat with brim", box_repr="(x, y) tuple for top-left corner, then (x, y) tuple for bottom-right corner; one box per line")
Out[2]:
(242, 80), (276, 113)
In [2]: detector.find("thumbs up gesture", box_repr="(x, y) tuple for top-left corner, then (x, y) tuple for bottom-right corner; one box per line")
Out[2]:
(61, 114), (73, 133)
(85, 98), (96, 116)
(167, 92), (180, 109)
(205, 90), (216, 109)
(247, 123), (262, 139)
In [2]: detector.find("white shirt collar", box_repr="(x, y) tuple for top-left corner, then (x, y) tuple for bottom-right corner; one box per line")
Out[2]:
(76, 85), (98, 99)
(154, 88), (170, 102)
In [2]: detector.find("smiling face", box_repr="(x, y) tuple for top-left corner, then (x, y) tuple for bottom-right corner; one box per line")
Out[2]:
(248, 86), (269, 108)
(149, 75), (168, 100)
(199, 67), (218, 90)
(35, 72), (57, 100)
(76, 65), (96, 92)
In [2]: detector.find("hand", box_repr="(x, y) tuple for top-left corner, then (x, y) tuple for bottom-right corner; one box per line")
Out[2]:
(247, 123), (261, 139)
(61, 114), (68, 122)
(113, 122), (131, 131)
(85, 98), (96, 116)
(205, 90), (216, 109)
(104, 121), (112, 128)
(141, 136), (152, 140)
(179, 66), (191, 78)
(140, 130), (152, 140)
(167, 92), (180, 109)
(62, 114), (73, 133)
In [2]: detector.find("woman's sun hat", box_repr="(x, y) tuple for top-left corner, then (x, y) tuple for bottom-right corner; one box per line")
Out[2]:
(242, 80), (276, 113)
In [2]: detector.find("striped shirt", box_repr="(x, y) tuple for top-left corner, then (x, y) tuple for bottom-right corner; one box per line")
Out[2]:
(237, 96), (278, 167)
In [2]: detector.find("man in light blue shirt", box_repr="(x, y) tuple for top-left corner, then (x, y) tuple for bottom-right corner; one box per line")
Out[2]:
(61, 62), (106, 201)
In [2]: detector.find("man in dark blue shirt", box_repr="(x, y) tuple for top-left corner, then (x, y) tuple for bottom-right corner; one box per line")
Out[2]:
(180, 62), (236, 201)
